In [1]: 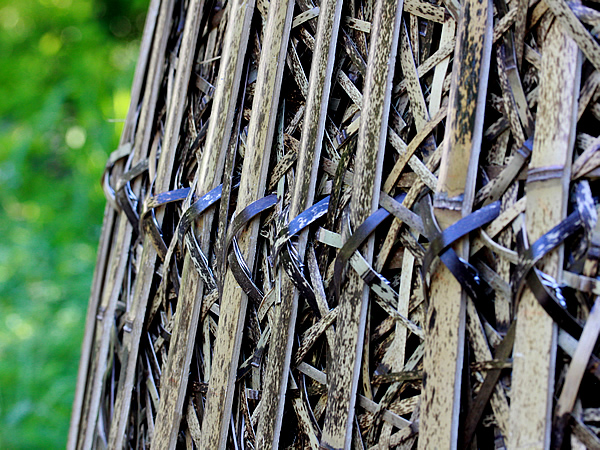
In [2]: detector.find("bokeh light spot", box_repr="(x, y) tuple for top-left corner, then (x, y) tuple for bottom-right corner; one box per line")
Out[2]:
(39, 32), (62, 56)
(6, 313), (34, 340)
(61, 26), (82, 43)
(0, 6), (19, 30)
(113, 89), (131, 120)
(65, 125), (87, 149)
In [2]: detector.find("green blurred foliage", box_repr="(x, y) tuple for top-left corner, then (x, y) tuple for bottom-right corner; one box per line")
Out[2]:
(0, 0), (147, 447)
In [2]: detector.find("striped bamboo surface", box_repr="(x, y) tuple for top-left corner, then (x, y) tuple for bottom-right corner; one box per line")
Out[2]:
(69, 0), (600, 447)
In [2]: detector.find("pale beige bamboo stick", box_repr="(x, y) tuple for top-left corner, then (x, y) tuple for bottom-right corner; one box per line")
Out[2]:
(255, 0), (344, 446)
(68, 0), (161, 439)
(104, 0), (211, 447)
(77, 2), (177, 448)
(418, 0), (492, 446)
(554, 300), (600, 447)
(198, 0), (296, 446)
(509, 20), (580, 449)
(320, 0), (404, 446)
(148, 0), (256, 445)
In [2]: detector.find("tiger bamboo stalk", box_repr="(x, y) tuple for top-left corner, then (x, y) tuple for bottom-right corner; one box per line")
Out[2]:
(320, 0), (403, 446)
(418, 0), (492, 446)
(98, 3), (163, 447)
(255, 0), (344, 446)
(198, 0), (296, 446)
(108, 0), (202, 444)
(147, 0), (255, 445)
(79, 214), (131, 449)
(145, 2), (253, 448)
(509, 20), (580, 448)
(74, 2), (177, 448)
(68, 192), (117, 450)
(105, 0), (212, 448)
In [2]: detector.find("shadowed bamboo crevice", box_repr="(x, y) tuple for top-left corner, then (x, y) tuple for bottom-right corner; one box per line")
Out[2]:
(70, 0), (600, 447)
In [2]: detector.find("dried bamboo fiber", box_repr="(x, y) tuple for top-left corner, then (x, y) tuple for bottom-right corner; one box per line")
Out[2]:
(69, 0), (600, 447)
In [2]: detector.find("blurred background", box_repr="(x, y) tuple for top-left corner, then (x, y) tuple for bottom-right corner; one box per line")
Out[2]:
(0, 0), (148, 446)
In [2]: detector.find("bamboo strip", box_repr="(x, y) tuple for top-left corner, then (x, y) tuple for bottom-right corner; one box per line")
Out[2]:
(320, 0), (404, 446)
(553, 300), (600, 447)
(146, 0), (255, 445)
(418, 0), (492, 447)
(429, 17), (455, 117)
(68, 180), (119, 448)
(107, 0), (204, 439)
(198, 0), (296, 445)
(464, 299), (510, 438)
(400, 22), (430, 130)
(509, 19), (581, 448)
(544, 0), (600, 72)
(403, 0), (445, 22)
(116, 2), (217, 450)
(255, 0), (344, 446)
(76, 3), (177, 448)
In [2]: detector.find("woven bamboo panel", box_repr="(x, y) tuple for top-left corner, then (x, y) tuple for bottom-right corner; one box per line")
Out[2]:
(69, 0), (600, 447)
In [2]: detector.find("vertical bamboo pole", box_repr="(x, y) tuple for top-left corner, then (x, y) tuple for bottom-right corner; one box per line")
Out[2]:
(255, 0), (344, 447)
(75, 1), (177, 448)
(198, 0), (295, 446)
(105, 0), (209, 446)
(418, 0), (492, 447)
(148, 0), (255, 446)
(320, 0), (404, 446)
(509, 21), (580, 449)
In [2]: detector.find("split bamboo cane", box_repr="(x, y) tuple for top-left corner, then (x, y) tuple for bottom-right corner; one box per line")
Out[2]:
(509, 20), (580, 449)
(198, 0), (295, 446)
(320, 0), (404, 446)
(418, 0), (492, 446)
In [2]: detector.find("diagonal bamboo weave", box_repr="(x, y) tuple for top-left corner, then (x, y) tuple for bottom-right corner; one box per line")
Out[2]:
(69, 0), (600, 447)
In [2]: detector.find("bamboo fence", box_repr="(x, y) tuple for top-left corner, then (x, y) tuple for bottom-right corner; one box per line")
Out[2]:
(68, 0), (600, 447)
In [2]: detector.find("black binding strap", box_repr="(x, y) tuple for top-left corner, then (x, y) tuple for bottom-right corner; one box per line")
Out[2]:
(141, 182), (232, 290)
(115, 160), (149, 230)
(479, 137), (533, 206)
(422, 200), (501, 274)
(273, 196), (330, 263)
(515, 210), (583, 289)
(418, 195), (498, 302)
(332, 194), (406, 300)
(526, 268), (583, 339)
(141, 187), (192, 258)
(175, 180), (241, 285)
(224, 194), (278, 303)
(273, 196), (331, 316)
(228, 238), (264, 302)
(176, 183), (226, 246)
(513, 205), (587, 338)
(225, 194), (278, 257)
(279, 241), (321, 317)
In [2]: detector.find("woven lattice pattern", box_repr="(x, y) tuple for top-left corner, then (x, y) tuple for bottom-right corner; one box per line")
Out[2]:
(69, 0), (600, 447)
